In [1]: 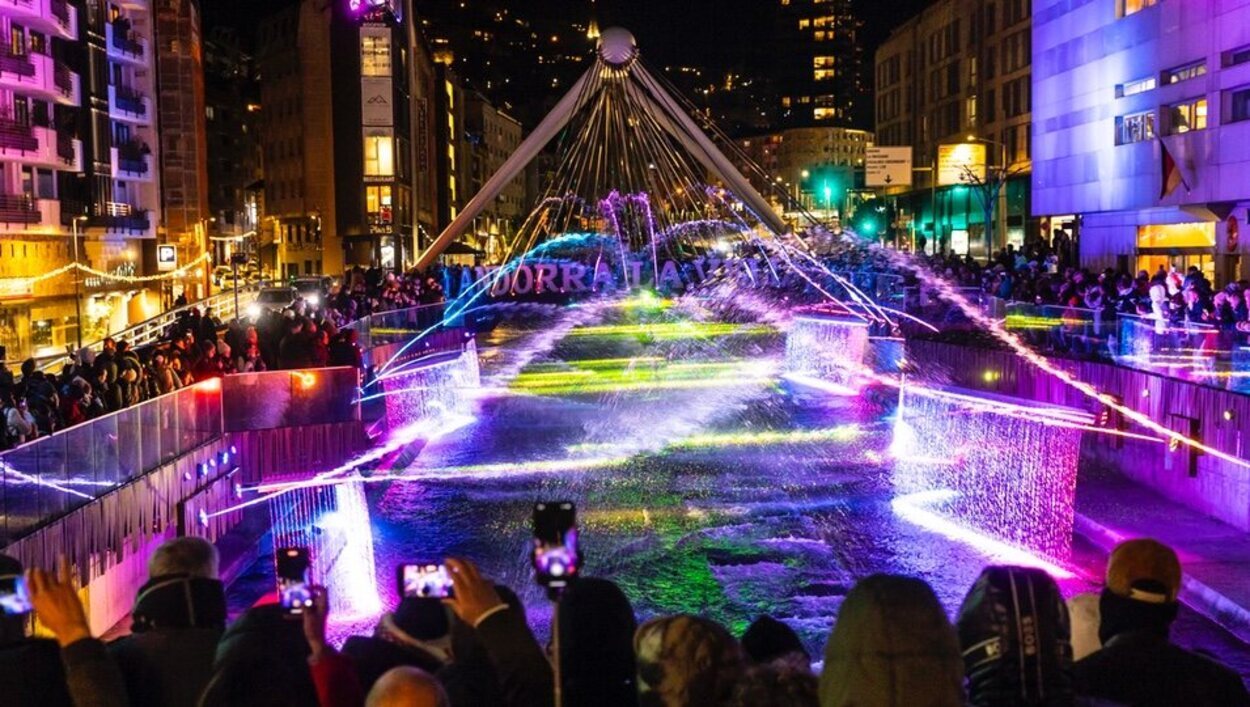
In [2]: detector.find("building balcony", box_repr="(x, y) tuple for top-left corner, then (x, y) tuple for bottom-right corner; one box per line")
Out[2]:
(55, 130), (82, 171)
(0, 122), (81, 171)
(0, 197), (62, 234)
(105, 21), (147, 66)
(0, 194), (41, 224)
(110, 142), (152, 181)
(0, 0), (78, 41)
(0, 51), (80, 105)
(108, 83), (151, 125)
(87, 203), (152, 237)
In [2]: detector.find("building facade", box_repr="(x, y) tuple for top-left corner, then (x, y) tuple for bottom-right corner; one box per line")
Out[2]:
(734, 126), (873, 220)
(204, 27), (261, 242)
(153, 0), (206, 244)
(874, 0), (1033, 258)
(463, 91), (521, 261)
(0, 0), (173, 363)
(257, 0), (421, 277)
(774, 0), (866, 129)
(1033, 0), (1250, 285)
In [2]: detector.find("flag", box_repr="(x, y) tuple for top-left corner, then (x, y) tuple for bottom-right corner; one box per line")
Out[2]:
(1159, 139), (1189, 199)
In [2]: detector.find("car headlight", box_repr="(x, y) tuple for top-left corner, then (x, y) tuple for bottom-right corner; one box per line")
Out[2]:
(246, 303), (261, 319)
(307, 293), (321, 306)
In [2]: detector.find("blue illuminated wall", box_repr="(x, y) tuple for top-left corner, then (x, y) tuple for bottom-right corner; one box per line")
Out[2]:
(1032, 0), (1250, 275)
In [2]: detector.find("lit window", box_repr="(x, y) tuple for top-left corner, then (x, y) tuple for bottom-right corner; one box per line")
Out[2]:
(814, 69), (835, 81)
(1116, 110), (1155, 144)
(798, 19), (810, 29)
(1121, 0), (1158, 16)
(361, 33), (391, 76)
(814, 107), (837, 121)
(363, 131), (394, 176)
(966, 95), (977, 127)
(1118, 76), (1157, 97)
(1165, 61), (1206, 85)
(366, 185), (393, 225)
(1167, 98), (1207, 134)
(814, 56), (836, 69)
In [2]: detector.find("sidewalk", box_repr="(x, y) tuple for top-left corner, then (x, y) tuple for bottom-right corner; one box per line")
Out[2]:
(1074, 469), (1250, 644)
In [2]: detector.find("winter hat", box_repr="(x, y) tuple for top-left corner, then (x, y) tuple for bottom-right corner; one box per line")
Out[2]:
(391, 597), (450, 641)
(741, 615), (807, 664)
(1105, 538), (1181, 604)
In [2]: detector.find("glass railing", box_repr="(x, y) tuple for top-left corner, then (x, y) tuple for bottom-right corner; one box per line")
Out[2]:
(0, 379), (222, 544)
(221, 367), (360, 432)
(341, 302), (448, 352)
(1003, 302), (1112, 358)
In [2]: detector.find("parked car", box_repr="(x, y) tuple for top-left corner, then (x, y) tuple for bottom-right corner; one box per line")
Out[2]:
(247, 286), (298, 319)
(292, 276), (333, 307)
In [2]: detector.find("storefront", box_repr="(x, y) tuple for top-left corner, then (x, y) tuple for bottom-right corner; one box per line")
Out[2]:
(1135, 222), (1221, 284)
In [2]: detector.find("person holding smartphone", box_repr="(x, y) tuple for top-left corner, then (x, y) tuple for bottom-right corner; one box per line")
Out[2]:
(444, 558), (554, 707)
(0, 554), (74, 707)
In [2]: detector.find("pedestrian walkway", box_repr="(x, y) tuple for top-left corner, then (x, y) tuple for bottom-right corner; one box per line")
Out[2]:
(1074, 468), (1250, 644)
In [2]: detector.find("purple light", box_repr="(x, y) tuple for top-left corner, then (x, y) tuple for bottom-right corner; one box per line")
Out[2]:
(892, 386), (1084, 561)
(891, 490), (1076, 579)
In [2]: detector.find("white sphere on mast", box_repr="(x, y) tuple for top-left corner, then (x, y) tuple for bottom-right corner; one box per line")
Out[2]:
(598, 27), (639, 67)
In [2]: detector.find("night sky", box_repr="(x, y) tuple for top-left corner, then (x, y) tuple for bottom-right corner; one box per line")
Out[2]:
(206, 0), (930, 71)
(595, 0), (931, 70)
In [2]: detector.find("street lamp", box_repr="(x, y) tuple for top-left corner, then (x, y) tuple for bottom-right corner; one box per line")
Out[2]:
(70, 215), (89, 349)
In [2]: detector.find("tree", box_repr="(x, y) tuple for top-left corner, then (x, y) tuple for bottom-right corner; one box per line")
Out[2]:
(957, 160), (1028, 258)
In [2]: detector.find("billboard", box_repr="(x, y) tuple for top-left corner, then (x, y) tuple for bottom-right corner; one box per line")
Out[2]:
(937, 143), (987, 186)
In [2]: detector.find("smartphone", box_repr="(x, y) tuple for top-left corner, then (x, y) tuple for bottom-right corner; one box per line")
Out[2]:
(397, 563), (454, 599)
(0, 574), (31, 615)
(532, 501), (579, 589)
(276, 547), (313, 615)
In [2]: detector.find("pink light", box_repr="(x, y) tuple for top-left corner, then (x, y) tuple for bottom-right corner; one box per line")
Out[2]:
(891, 490), (1076, 579)
(207, 414), (475, 518)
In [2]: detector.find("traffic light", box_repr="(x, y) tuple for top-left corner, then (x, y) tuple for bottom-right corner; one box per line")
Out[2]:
(851, 198), (889, 238)
(803, 165), (851, 209)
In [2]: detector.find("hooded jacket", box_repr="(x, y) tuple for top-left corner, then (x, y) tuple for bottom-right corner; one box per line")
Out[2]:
(819, 574), (965, 707)
(107, 574), (227, 707)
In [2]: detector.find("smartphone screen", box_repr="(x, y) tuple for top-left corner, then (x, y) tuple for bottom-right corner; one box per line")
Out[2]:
(532, 501), (579, 589)
(0, 574), (31, 615)
(398, 563), (454, 599)
(276, 547), (313, 615)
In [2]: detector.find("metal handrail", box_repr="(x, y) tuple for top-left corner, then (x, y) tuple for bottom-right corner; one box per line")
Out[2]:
(4, 284), (263, 373)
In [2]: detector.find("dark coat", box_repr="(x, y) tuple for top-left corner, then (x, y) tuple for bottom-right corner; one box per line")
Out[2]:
(1074, 630), (1250, 707)
(107, 574), (227, 707)
(0, 637), (74, 707)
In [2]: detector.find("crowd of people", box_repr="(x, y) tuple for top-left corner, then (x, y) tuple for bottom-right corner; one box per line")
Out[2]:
(2, 534), (1245, 706)
(922, 244), (1249, 330)
(0, 267), (454, 451)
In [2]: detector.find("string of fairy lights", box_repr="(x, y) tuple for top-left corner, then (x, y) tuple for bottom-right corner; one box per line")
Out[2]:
(0, 251), (214, 289)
